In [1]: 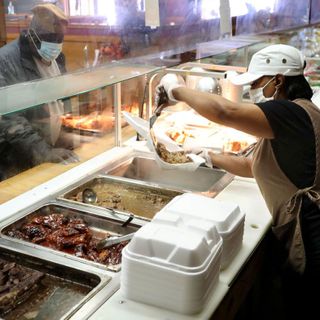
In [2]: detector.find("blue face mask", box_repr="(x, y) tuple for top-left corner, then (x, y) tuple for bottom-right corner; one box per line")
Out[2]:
(37, 41), (62, 62)
(29, 29), (63, 62)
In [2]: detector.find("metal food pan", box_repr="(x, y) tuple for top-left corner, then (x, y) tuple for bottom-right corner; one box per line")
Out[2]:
(0, 245), (108, 320)
(106, 156), (232, 193)
(58, 175), (183, 220)
(0, 201), (142, 272)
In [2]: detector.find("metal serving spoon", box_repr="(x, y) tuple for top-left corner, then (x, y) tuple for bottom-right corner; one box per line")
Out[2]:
(82, 188), (97, 204)
(96, 232), (135, 250)
(150, 85), (169, 129)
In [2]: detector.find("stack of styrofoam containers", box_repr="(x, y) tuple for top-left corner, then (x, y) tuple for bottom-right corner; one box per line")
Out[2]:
(155, 193), (245, 269)
(121, 212), (223, 314)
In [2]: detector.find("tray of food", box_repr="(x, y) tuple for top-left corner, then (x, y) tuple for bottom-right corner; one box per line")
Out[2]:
(58, 175), (183, 220)
(0, 245), (106, 320)
(1, 202), (142, 272)
(60, 112), (114, 135)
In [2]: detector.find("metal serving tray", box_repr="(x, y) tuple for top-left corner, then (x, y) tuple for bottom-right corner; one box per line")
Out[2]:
(106, 156), (234, 194)
(0, 201), (143, 273)
(58, 175), (183, 220)
(0, 244), (109, 320)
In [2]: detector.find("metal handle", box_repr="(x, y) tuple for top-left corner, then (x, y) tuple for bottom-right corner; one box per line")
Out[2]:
(97, 232), (135, 250)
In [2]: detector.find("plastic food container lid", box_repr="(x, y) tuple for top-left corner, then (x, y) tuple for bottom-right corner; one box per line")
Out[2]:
(157, 193), (242, 233)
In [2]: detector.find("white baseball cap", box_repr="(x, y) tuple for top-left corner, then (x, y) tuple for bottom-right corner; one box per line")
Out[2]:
(231, 44), (305, 86)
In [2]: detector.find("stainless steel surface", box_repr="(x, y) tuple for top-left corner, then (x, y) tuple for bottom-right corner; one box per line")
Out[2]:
(114, 82), (122, 146)
(97, 232), (135, 250)
(106, 156), (234, 194)
(59, 175), (183, 220)
(82, 188), (98, 204)
(0, 201), (143, 273)
(0, 239), (111, 320)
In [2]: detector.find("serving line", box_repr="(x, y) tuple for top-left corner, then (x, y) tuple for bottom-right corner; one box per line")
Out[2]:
(88, 177), (272, 320)
(0, 143), (272, 319)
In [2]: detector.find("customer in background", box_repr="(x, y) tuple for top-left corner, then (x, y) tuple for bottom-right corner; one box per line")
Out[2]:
(0, 3), (78, 181)
(156, 44), (320, 320)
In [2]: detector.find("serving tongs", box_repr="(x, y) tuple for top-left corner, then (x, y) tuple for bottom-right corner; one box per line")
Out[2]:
(149, 85), (169, 129)
(96, 232), (135, 250)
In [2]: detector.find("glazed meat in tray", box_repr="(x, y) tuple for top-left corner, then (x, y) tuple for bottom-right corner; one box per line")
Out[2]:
(0, 247), (99, 320)
(2, 203), (141, 272)
(59, 175), (182, 220)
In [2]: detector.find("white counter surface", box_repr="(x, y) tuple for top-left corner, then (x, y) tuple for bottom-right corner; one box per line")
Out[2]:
(217, 177), (271, 285)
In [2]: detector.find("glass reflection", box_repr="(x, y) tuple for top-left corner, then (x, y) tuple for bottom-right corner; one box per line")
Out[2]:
(236, 0), (310, 35)
(3, 0), (221, 74)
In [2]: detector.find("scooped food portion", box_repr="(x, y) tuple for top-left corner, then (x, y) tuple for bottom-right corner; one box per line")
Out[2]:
(5, 213), (127, 266)
(156, 142), (191, 164)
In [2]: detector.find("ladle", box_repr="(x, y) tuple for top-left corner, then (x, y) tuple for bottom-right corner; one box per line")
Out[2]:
(82, 188), (97, 204)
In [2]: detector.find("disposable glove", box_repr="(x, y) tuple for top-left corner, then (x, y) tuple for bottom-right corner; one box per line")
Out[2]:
(158, 73), (186, 103)
(186, 147), (213, 168)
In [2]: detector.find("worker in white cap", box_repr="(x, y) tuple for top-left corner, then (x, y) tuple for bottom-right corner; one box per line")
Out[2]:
(0, 3), (78, 181)
(156, 44), (320, 319)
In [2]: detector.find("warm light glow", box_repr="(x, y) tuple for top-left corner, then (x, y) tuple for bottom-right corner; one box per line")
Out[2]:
(230, 0), (248, 16)
(69, 0), (117, 24)
(69, 0), (94, 16)
(97, 0), (116, 25)
(201, 0), (219, 20)
(137, 0), (145, 12)
(245, 0), (277, 12)
(201, 0), (277, 20)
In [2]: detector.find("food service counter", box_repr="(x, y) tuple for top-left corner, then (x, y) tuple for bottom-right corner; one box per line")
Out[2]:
(88, 176), (271, 320)
(0, 145), (271, 319)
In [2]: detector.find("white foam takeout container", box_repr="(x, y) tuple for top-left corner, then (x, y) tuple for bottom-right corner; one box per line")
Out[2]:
(122, 111), (206, 171)
(120, 216), (223, 314)
(154, 193), (245, 269)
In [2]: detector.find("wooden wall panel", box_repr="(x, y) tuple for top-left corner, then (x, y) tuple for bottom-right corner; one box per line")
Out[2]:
(0, 0), (6, 47)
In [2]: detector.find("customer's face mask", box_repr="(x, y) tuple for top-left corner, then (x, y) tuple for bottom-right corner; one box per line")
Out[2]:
(38, 41), (63, 62)
(29, 29), (63, 62)
(249, 77), (277, 103)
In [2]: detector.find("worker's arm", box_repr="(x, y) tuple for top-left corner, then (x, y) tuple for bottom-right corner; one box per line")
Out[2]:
(173, 87), (274, 139)
(208, 152), (253, 177)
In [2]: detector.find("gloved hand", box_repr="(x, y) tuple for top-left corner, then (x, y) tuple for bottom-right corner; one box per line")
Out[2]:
(186, 147), (213, 168)
(157, 73), (186, 104)
(45, 148), (80, 165)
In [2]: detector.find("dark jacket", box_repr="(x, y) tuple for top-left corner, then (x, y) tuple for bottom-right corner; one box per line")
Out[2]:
(0, 31), (67, 180)
(0, 30), (66, 86)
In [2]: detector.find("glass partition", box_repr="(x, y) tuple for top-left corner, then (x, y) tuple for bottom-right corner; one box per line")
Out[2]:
(3, 0), (221, 74)
(310, 0), (320, 24)
(0, 71), (150, 197)
(235, 0), (310, 35)
(0, 62), (160, 115)
(0, 0), (222, 196)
